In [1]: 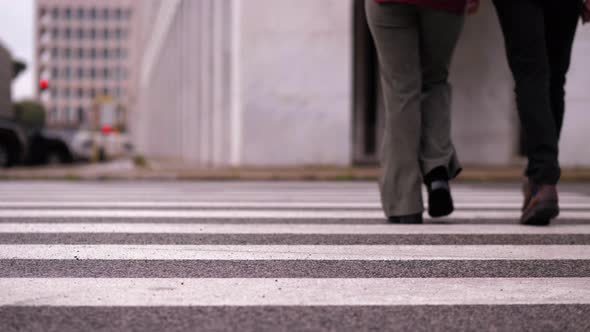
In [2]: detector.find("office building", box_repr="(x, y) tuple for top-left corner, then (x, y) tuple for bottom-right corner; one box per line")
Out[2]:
(35, 0), (138, 129)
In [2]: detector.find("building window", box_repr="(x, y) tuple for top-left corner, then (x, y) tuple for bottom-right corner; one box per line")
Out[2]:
(40, 30), (51, 44)
(71, 107), (79, 123)
(51, 67), (59, 79)
(76, 88), (84, 99)
(51, 47), (59, 59)
(114, 29), (123, 40)
(49, 107), (58, 122)
(102, 48), (109, 59)
(77, 67), (85, 79)
(89, 28), (96, 40)
(77, 28), (84, 40)
(90, 8), (97, 19)
(90, 88), (97, 98)
(62, 106), (70, 122)
(40, 48), (50, 63)
(102, 8), (110, 20)
(103, 29), (110, 40)
(51, 28), (59, 39)
(77, 107), (86, 123)
(51, 8), (59, 20)
(77, 8), (84, 20)
(103, 68), (110, 80)
(90, 67), (97, 79)
(64, 28), (71, 39)
(62, 88), (71, 99)
(64, 8), (72, 20)
(90, 48), (97, 59)
(63, 67), (71, 79)
(40, 68), (50, 79)
(63, 48), (71, 59)
(76, 48), (84, 59)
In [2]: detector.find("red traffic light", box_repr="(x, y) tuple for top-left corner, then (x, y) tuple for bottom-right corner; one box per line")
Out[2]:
(100, 124), (113, 134)
(39, 79), (49, 90)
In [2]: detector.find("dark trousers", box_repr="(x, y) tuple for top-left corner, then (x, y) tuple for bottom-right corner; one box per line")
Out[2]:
(492, 0), (580, 185)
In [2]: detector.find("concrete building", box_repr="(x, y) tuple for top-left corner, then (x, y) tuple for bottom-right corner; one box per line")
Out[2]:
(35, 0), (138, 129)
(135, 0), (590, 167)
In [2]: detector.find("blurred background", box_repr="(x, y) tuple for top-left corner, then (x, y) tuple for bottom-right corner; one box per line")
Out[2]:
(0, 0), (589, 177)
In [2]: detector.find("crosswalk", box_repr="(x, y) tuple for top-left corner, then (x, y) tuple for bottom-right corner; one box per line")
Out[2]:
(1, 181), (590, 331)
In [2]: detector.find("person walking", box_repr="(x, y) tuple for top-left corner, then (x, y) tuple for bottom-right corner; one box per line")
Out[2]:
(492, 0), (588, 225)
(365, 0), (477, 223)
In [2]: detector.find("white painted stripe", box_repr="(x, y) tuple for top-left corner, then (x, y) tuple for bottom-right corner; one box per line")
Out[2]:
(2, 278), (589, 306)
(0, 197), (587, 205)
(0, 209), (588, 219)
(0, 192), (585, 197)
(0, 209), (385, 219)
(0, 201), (588, 209)
(2, 223), (590, 235)
(0, 202), (383, 208)
(1, 245), (588, 260)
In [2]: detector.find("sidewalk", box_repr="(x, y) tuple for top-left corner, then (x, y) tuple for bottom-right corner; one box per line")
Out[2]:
(2, 159), (590, 182)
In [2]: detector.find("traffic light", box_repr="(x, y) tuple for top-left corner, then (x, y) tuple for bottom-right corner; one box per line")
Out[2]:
(39, 79), (49, 91)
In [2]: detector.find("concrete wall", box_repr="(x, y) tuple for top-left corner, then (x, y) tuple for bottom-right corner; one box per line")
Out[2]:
(237, 0), (353, 166)
(451, 2), (590, 167)
(135, 0), (234, 166)
(134, 1), (590, 167)
(450, 2), (517, 165)
(560, 24), (590, 166)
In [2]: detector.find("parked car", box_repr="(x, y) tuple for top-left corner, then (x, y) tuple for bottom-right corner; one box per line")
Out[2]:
(26, 129), (74, 165)
(70, 130), (134, 162)
(0, 118), (27, 167)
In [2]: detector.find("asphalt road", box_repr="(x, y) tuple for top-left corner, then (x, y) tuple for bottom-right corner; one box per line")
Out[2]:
(1, 181), (590, 331)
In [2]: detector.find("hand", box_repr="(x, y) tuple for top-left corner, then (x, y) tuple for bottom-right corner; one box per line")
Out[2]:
(466, 0), (479, 15)
(583, 0), (590, 24)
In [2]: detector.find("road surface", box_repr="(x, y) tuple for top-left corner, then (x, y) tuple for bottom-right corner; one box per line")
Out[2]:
(0, 181), (589, 331)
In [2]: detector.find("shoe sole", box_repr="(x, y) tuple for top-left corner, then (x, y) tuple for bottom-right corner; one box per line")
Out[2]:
(388, 219), (423, 224)
(521, 202), (559, 226)
(428, 188), (454, 218)
(388, 216), (423, 224)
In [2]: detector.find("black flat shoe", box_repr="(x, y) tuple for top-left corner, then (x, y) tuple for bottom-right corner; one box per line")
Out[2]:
(388, 213), (423, 224)
(427, 180), (454, 218)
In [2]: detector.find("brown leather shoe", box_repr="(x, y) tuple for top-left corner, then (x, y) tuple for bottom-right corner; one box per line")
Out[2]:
(522, 179), (532, 212)
(521, 184), (559, 226)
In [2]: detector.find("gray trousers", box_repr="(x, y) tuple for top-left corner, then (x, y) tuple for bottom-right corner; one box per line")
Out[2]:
(365, 0), (464, 217)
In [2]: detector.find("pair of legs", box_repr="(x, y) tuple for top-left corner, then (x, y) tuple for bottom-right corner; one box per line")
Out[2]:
(365, 0), (463, 217)
(493, 0), (580, 185)
(493, 0), (579, 224)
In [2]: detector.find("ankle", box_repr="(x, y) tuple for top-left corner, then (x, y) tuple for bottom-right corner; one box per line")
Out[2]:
(424, 166), (449, 185)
